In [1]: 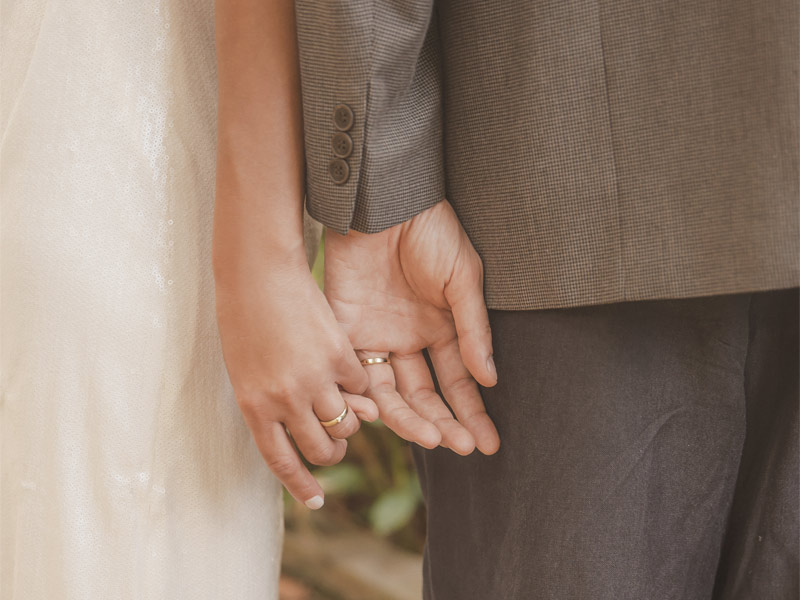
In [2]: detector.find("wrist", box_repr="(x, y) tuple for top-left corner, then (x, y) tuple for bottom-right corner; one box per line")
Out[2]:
(212, 231), (310, 287)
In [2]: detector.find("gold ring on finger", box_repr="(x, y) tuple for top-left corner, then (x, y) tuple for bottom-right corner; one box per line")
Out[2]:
(360, 357), (391, 366)
(319, 404), (349, 428)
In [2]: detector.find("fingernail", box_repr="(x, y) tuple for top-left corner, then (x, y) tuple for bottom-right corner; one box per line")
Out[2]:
(305, 495), (324, 510)
(486, 355), (497, 381)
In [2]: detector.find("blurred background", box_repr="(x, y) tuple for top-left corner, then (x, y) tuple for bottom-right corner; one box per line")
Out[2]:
(279, 237), (426, 600)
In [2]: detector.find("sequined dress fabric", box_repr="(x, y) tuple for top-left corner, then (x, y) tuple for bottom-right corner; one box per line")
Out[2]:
(1, 2), (287, 598)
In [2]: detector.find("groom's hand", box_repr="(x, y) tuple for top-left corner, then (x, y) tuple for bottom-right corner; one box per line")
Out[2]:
(324, 200), (500, 456)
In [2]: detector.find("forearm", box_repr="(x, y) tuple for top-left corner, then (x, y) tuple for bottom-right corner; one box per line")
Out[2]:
(214, 0), (307, 283)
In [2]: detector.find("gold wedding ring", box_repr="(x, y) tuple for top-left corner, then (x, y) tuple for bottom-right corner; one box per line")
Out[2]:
(319, 404), (349, 428)
(360, 357), (391, 366)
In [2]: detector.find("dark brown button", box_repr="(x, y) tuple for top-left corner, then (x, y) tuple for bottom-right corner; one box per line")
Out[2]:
(331, 132), (353, 158)
(329, 158), (350, 185)
(333, 104), (354, 131)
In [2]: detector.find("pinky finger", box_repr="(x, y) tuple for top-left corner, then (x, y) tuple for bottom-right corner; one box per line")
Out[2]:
(255, 420), (325, 510)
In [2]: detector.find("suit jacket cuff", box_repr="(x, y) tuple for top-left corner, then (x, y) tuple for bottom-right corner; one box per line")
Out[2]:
(296, 1), (445, 234)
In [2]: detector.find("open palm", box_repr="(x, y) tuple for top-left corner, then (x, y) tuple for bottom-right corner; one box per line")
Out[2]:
(324, 200), (500, 455)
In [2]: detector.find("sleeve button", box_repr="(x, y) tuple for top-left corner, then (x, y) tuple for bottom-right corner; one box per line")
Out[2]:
(328, 158), (350, 185)
(331, 132), (354, 158)
(333, 104), (354, 131)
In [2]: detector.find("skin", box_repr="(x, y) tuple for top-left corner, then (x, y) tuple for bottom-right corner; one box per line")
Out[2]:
(213, 0), (499, 509)
(325, 200), (500, 457)
(214, 0), (376, 509)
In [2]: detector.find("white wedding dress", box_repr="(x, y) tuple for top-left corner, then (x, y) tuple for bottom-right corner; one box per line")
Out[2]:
(1, 2), (308, 598)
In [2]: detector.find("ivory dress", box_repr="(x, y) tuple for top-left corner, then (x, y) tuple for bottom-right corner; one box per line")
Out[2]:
(1, 2), (311, 598)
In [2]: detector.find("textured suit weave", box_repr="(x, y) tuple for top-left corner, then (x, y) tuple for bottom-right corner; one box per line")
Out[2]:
(294, 0), (799, 310)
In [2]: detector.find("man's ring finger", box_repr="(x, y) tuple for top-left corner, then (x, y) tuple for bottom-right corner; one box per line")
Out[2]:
(360, 357), (391, 366)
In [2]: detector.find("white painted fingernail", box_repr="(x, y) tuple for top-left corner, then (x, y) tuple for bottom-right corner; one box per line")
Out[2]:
(305, 495), (324, 510)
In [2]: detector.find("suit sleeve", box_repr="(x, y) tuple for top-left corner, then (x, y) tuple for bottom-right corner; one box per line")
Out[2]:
(294, 0), (445, 234)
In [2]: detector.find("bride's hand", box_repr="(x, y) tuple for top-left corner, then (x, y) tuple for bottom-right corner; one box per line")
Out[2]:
(213, 248), (376, 509)
(214, 0), (378, 509)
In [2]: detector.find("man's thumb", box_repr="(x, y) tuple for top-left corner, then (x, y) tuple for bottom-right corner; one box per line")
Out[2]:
(444, 255), (496, 387)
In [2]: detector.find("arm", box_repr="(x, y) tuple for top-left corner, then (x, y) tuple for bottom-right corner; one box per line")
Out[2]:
(295, 0), (445, 233)
(213, 0), (376, 508)
(295, 1), (499, 454)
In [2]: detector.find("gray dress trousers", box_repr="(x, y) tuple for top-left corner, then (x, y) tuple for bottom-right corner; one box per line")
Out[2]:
(413, 288), (799, 599)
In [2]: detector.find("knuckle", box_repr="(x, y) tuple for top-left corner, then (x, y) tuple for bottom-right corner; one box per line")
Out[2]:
(236, 379), (300, 421)
(265, 454), (297, 479)
(264, 379), (295, 404)
(448, 375), (477, 397)
(467, 322), (492, 342)
(386, 405), (415, 425)
(234, 387), (266, 416)
(464, 410), (491, 430)
(475, 254), (485, 276)
(371, 381), (396, 397)
(335, 419), (360, 439)
(456, 246), (483, 277)
(468, 247), (485, 273)
(404, 387), (438, 406)
(234, 388), (258, 409)
(305, 441), (340, 466)
(330, 339), (354, 365)
(464, 257), (484, 288)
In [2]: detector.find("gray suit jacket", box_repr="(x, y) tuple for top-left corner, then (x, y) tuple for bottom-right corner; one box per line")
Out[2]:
(294, 1), (799, 310)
